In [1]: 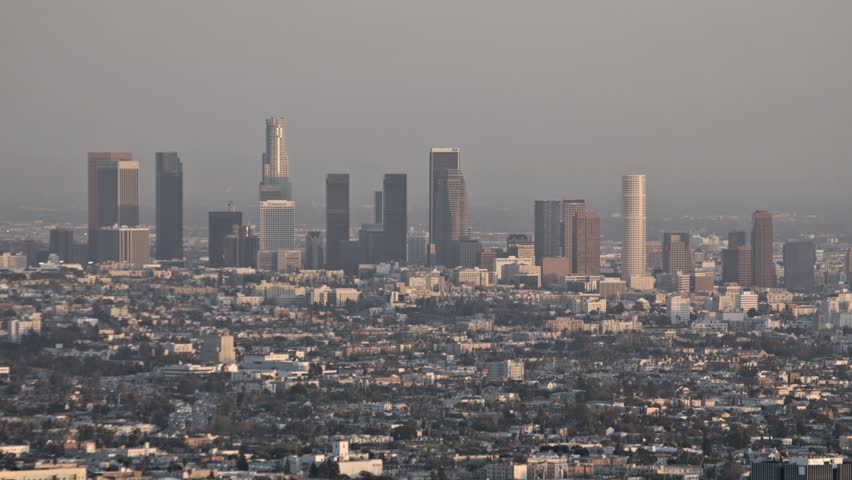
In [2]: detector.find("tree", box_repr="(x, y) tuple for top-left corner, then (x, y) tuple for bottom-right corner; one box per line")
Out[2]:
(236, 454), (249, 471)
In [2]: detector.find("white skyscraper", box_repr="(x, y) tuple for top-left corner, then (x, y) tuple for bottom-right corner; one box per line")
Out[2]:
(259, 117), (292, 201)
(259, 200), (295, 251)
(622, 174), (647, 279)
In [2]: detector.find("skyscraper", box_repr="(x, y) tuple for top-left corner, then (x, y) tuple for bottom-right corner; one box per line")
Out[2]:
(374, 191), (383, 224)
(49, 228), (74, 262)
(87, 153), (138, 261)
(722, 246), (752, 287)
(259, 200), (295, 251)
(534, 200), (562, 265)
(728, 230), (748, 248)
(662, 232), (692, 274)
(382, 174), (407, 263)
(573, 211), (601, 275)
(562, 200), (586, 272)
(783, 241), (816, 291)
(208, 205), (242, 268)
(223, 225), (259, 268)
(406, 232), (429, 266)
(326, 174), (350, 269)
(622, 174), (647, 279)
(429, 147), (460, 263)
(155, 152), (183, 260)
(752, 210), (776, 288)
(434, 168), (470, 266)
(259, 117), (292, 201)
(358, 224), (385, 264)
(304, 231), (325, 269)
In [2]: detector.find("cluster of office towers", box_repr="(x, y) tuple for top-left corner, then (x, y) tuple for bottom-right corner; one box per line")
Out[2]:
(76, 152), (183, 267)
(69, 119), (816, 290)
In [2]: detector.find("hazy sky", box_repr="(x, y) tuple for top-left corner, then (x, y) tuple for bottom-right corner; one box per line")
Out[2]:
(1, 1), (851, 231)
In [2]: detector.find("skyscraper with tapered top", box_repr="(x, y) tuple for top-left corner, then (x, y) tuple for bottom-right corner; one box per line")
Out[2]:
(622, 174), (647, 279)
(259, 117), (292, 201)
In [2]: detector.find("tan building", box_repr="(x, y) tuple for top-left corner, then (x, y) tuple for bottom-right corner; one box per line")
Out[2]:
(0, 467), (88, 480)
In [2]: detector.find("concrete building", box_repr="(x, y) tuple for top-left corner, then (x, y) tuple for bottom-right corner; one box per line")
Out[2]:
(259, 200), (295, 252)
(200, 333), (236, 364)
(667, 295), (691, 324)
(573, 210), (601, 275)
(663, 232), (692, 274)
(722, 245), (752, 287)
(487, 360), (524, 381)
(752, 210), (776, 288)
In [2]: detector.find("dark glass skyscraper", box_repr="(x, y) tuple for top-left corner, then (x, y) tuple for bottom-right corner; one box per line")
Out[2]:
(155, 152), (183, 260)
(49, 228), (74, 262)
(534, 200), (562, 265)
(752, 210), (776, 288)
(374, 191), (383, 225)
(382, 174), (407, 263)
(208, 205), (242, 268)
(326, 174), (350, 269)
(783, 241), (816, 291)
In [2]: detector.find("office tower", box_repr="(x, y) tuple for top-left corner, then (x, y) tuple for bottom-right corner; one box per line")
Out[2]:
(783, 241), (816, 291)
(49, 228), (74, 262)
(728, 230), (748, 248)
(662, 232), (692, 274)
(374, 191), (383, 224)
(507, 241), (535, 265)
(200, 332), (236, 364)
(95, 226), (151, 267)
(304, 231), (325, 269)
(382, 174), (407, 263)
(224, 225), (259, 268)
(506, 234), (530, 250)
(429, 147), (461, 263)
(339, 240), (361, 274)
(562, 200), (586, 271)
(406, 232), (429, 266)
(87, 153), (138, 261)
(534, 200), (562, 265)
(325, 174), (350, 269)
(259, 200), (295, 251)
(847, 249), (852, 277)
(573, 211), (601, 275)
(259, 117), (292, 201)
(722, 246), (752, 287)
(358, 224), (385, 264)
(434, 168), (470, 266)
(667, 295), (691, 324)
(691, 271), (715, 293)
(457, 238), (482, 268)
(622, 174), (646, 279)
(752, 210), (776, 288)
(155, 152), (183, 260)
(208, 205), (242, 268)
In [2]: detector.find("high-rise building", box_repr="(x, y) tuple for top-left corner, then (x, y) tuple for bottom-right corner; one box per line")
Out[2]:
(480, 247), (499, 273)
(562, 200), (586, 272)
(434, 168), (470, 266)
(200, 332), (236, 364)
(662, 232), (692, 274)
(507, 241), (535, 266)
(358, 224), (385, 264)
(406, 232), (429, 266)
(259, 200), (295, 252)
(751, 458), (852, 480)
(534, 200), (562, 265)
(573, 211), (601, 275)
(429, 147), (460, 263)
(752, 210), (776, 288)
(155, 152), (183, 260)
(95, 226), (151, 267)
(259, 117), (292, 201)
(374, 191), (383, 224)
(783, 241), (816, 291)
(87, 153), (138, 261)
(728, 230), (748, 248)
(208, 205), (242, 268)
(325, 174), (350, 269)
(49, 228), (74, 262)
(722, 246), (752, 287)
(457, 238), (482, 268)
(847, 248), (852, 278)
(382, 174), (407, 263)
(224, 225), (259, 268)
(622, 174), (646, 279)
(304, 231), (325, 269)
